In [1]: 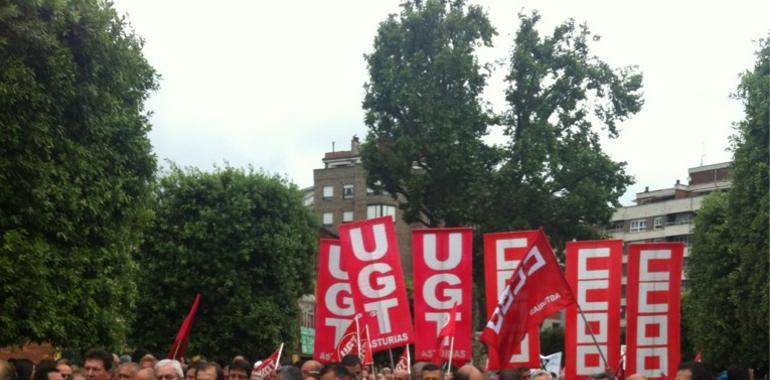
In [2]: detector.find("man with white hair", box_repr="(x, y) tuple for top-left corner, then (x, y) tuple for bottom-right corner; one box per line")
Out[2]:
(155, 360), (183, 380)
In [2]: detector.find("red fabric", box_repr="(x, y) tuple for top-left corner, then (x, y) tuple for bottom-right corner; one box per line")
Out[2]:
(412, 228), (473, 364)
(333, 317), (360, 361)
(362, 324), (374, 365)
(694, 352), (702, 363)
(314, 240), (355, 363)
(253, 348), (281, 377)
(625, 243), (683, 380)
(167, 293), (201, 360)
(338, 217), (414, 352)
(395, 348), (410, 373)
(481, 230), (575, 366)
(565, 240), (623, 379)
(483, 231), (542, 369)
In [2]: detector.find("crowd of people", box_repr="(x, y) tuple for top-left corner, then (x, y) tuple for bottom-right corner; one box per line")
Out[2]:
(0, 349), (759, 380)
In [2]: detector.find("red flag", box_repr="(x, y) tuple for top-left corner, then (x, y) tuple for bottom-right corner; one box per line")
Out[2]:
(480, 230), (575, 362)
(395, 347), (411, 374)
(167, 293), (201, 360)
(437, 303), (458, 345)
(694, 352), (702, 363)
(253, 344), (284, 378)
(333, 317), (360, 361)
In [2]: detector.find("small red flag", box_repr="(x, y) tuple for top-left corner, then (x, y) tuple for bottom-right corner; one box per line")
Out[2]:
(167, 293), (201, 360)
(253, 344), (284, 378)
(694, 352), (702, 363)
(333, 319), (360, 361)
(480, 231), (575, 362)
(395, 347), (411, 374)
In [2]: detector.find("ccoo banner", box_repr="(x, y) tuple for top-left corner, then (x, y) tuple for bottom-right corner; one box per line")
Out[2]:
(338, 217), (414, 351)
(565, 240), (623, 379)
(412, 228), (473, 364)
(483, 231), (541, 369)
(626, 243), (684, 380)
(314, 239), (355, 363)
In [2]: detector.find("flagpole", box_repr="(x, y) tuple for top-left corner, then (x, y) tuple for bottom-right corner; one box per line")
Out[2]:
(406, 347), (411, 377)
(576, 304), (609, 370)
(388, 349), (395, 370)
(355, 315), (362, 356)
(447, 336), (455, 374)
(275, 343), (285, 369)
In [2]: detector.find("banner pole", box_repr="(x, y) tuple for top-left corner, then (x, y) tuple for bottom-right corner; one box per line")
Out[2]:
(275, 343), (285, 369)
(447, 336), (455, 373)
(576, 304), (609, 370)
(389, 349), (395, 370)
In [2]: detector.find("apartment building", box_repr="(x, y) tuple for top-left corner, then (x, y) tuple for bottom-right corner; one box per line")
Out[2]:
(607, 162), (731, 326)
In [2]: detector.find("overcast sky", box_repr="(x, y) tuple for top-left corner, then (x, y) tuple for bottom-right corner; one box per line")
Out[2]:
(112, 1), (768, 205)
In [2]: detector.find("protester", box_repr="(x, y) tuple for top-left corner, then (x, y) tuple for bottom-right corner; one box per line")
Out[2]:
(133, 369), (155, 380)
(117, 364), (140, 380)
(10, 359), (34, 380)
(73, 368), (86, 380)
(419, 364), (441, 380)
(195, 363), (223, 380)
(626, 375), (647, 380)
(57, 361), (73, 380)
(340, 357), (361, 380)
(454, 365), (482, 380)
(154, 361), (183, 380)
(228, 360), (251, 380)
(530, 371), (551, 380)
(140, 358), (158, 371)
(33, 361), (63, 380)
(300, 361), (322, 380)
(319, 365), (352, 380)
(410, 364), (427, 380)
(276, 367), (301, 380)
(676, 362), (712, 380)
(497, 369), (519, 380)
(186, 365), (198, 380)
(84, 350), (114, 380)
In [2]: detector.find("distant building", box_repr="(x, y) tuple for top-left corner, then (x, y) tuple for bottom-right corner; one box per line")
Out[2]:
(311, 136), (417, 273)
(606, 162), (730, 326)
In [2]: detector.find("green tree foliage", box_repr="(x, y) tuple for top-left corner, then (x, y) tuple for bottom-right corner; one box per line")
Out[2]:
(361, 0), (498, 227)
(685, 37), (769, 368)
(132, 166), (318, 363)
(488, 12), (643, 250)
(0, 0), (158, 352)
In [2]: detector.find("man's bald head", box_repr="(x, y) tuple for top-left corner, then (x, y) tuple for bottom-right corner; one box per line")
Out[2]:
(626, 375), (647, 380)
(301, 361), (322, 380)
(454, 366), (482, 380)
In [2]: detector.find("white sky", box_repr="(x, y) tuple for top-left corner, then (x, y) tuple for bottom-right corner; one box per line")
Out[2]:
(112, 1), (769, 205)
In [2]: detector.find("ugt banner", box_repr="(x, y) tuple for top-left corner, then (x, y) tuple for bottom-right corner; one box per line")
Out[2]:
(565, 240), (622, 379)
(314, 240), (355, 363)
(412, 228), (473, 364)
(626, 243), (684, 380)
(338, 217), (414, 351)
(483, 230), (541, 369)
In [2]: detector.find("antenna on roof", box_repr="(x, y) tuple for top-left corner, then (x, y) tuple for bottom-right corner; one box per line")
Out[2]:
(700, 140), (705, 166)
(332, 141), (335, 152)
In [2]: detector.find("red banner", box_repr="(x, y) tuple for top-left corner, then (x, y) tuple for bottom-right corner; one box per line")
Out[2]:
(483, 231), (541, 369)
(565, 240), (623, 378)
(481, 230), (575, 367)
(338, 217), (414, 351)
(314, 240), (355, 363)
(626, 243), (683, 380)
(412, 228), (473, 364)
(253, 344), (283, 378)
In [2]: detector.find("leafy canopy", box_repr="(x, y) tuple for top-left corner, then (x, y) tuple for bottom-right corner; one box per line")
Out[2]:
(0, 0), (158, 353)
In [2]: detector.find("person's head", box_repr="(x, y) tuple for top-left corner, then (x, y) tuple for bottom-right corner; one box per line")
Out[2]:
(676, 362), (711, 380)
(319, 365), (352, 380)
(393, 371), (408, 380)
(340, 357), (361, 380)
(34, 361), (63, 380)
(0, 360), (17, 380)
(454, 365), (482, 380)
(85, 350), (114, 380)
(626, 375), (647, 380)
(57, 361), (73, 380)
(72, 368), (86, 380)
(497, 369), (520, 380)
(530, 371), (551, 380)
(154, 361), (183, 380)
(141, 357), (158, 371)
(195, 362), (223, 380)
(727, 367), (751, 380)
(10, 359), (33, 380)
(133, 368), (155, 380)
(276, 367), (301, 380)
(228, 360), (251, 380)
(117, 364), (140, 380)
(300, 361), (322, 380)
(420, 364), (442, 380)
(411, 364), (427, 380)
(186, 366), (198, 380)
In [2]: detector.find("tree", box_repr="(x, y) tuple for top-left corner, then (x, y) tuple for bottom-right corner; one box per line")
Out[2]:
(0, 0), (158, 352)
(685, 37), (769, 369)
(132, 166), (318, 363)
(361, 0), (498, 227)
(487, 12), (643, 250)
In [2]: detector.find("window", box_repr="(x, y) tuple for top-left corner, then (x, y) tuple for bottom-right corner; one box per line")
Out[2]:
(322, 186), (333, 199)
(629, 219), (647, 232)
(343, 211), (354, 222)
(322, 212), (333, 226)
(653, 216), (664, 230)
(367, 204), (396, 222)
(343, 184), (354, 199)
